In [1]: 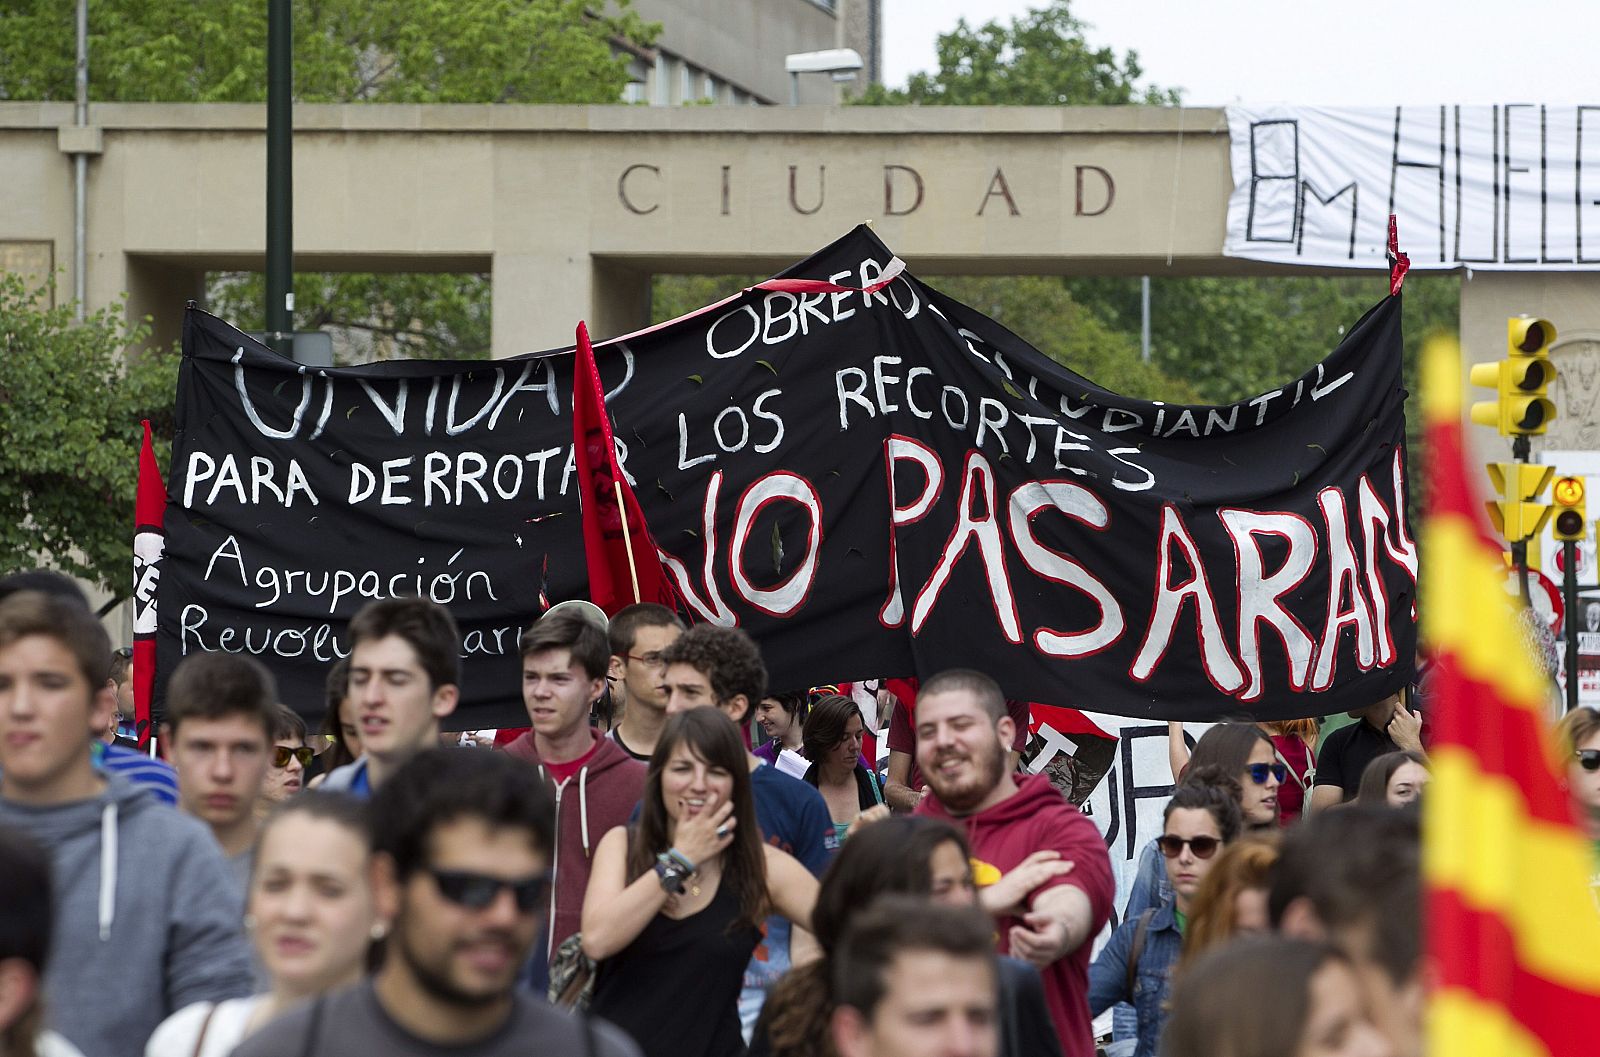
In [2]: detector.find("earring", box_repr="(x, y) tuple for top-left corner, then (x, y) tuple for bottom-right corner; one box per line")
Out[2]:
(370, 921), (388, 941)
(242, 914), (257, 932)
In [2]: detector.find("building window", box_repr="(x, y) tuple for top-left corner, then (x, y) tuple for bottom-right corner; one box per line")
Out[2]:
(653, 53), (670, 106)
(703, 74), (719, 103)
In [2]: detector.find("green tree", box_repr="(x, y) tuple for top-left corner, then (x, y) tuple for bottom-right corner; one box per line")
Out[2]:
(1, 0), (658, 362)
(0, 273), (179, 595)
(2, 0), (655, 105)
(855, 1), (1178, 107)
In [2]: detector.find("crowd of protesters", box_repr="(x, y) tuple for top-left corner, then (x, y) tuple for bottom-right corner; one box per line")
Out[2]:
(3, 564), (1592, 1057)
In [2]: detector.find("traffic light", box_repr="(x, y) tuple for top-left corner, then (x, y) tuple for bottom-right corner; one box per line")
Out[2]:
(1552, 475), (1587, 542)
(1485, 462), (1554, 542)
(1469, 316), (1558, 437)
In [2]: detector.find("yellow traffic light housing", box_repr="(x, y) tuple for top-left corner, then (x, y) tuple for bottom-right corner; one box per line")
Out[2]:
(1469, 316), (1558, 436)
(1485, 462), (1554, 542)
(1552, 475), (1587, 542)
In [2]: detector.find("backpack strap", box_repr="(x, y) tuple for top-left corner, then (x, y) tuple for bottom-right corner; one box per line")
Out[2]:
(189, 1003), (219, 1057)
(1125, 908), (1156, 998)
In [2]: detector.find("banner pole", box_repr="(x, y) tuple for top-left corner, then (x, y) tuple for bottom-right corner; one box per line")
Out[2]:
(614, 479), (642, 604)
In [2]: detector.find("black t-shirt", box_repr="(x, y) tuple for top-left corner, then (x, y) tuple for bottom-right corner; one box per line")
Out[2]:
(1313, 720), (1398, 799)
(232, 979), (640, 1057)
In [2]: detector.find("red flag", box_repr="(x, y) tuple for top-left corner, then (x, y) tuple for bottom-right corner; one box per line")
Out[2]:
(132, 421), (167, 748)
(1420, 334), (1600, 1056)
(572, 322), (676, 616)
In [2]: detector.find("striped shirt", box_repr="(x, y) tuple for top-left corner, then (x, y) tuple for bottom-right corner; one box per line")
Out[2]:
(93, 742), (179, 806)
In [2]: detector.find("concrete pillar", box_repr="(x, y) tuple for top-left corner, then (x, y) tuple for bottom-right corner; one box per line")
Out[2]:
(491, 252), (652, 358)
(123, 256), (204, 352)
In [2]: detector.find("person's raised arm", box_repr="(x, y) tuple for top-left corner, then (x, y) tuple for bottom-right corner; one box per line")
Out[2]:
(581, 800), (734, 961)
(1167, 721), (1190, 782)
(978, 851), (1074, 918)
(1007, 884), (1095, 970)
(762, 843), (819, 935)
(1387, 700), (1426, 758)
(1306, 784), (1344, 814)
(884, 751), (922, 813)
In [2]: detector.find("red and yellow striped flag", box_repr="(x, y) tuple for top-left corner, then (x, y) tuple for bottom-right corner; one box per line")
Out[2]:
(1423, 334), (1600, 1057)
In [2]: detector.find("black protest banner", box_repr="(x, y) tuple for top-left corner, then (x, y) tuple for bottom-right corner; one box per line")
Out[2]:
(161, 226), (1417, 728)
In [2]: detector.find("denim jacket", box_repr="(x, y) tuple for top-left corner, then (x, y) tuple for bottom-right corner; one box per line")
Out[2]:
(1087, 898), (1182, 1057)
(1111, 837), (1172, 1041)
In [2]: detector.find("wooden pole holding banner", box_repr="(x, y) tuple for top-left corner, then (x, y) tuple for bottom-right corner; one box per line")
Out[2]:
(614, 479), (642, 604)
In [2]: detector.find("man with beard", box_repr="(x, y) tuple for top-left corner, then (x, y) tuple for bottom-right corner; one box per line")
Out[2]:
(913, 669), (1113, 1057)
(233, 748), (640, 1056)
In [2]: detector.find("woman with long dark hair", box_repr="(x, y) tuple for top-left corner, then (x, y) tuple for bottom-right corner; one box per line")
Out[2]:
(583, 709), (817, 1057)
(799, 695), (886, 845)
(1354, 751), (1429, 808)
(752, 816), (1061, 1057)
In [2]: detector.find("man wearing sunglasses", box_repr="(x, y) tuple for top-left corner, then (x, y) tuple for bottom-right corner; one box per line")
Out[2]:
(233, 748), (641, 1057)
(163, 651), (278, 893)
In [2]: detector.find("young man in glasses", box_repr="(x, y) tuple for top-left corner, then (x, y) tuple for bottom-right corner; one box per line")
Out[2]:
(912, 668), (1113, 1057)
(234, 748), (641, 1057)
(0, 590), (255, 1057)
(604, 603), (683, 763)
(163, 651), (279, 893)
(499, 611), (645, 965)
(322, 597), (461, 798)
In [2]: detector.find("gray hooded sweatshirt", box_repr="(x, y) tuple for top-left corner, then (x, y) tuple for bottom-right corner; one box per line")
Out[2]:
(0, 775), (255, 1057)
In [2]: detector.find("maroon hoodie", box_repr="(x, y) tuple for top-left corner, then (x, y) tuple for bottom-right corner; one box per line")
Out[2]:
(918, 773), (1113, 1057)
(501, 730), (646, 961)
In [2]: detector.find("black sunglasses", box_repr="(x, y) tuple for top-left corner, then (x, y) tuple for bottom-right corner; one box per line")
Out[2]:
(1156, 835), (1223, 860)
(1577, 749), (1600, 773)
(427, 868), (551, 912)
(272, 745), (315, 768)
(1246, 762), (1288, 785)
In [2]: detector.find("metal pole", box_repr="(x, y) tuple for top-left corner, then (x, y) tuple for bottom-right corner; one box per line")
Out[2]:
(73, 0), (88, 320)
(1140, 276), (1151, 363)
(1563, 538), (1580, 712)
(790, 71), (799, 106)
(1513, 435), (1532, 604)
(265, 0), (294, 359)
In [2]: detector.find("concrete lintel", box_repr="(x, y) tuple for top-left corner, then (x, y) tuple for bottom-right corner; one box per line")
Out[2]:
(0, 101), (1227, 138)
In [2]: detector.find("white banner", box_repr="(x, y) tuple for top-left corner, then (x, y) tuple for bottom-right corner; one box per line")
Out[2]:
(1224, 105), (1600, 271)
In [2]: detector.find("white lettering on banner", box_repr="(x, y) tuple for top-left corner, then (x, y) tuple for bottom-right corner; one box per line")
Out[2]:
(1225, 104), (1600, 270)
(201, 536), (500, 615)
(705, 257), (924, 361)
(182, 452), (319, 508)
(871, 441), (1414, 698)
(232, 353), (627, 442)
(1220, 508), (1318, 701)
